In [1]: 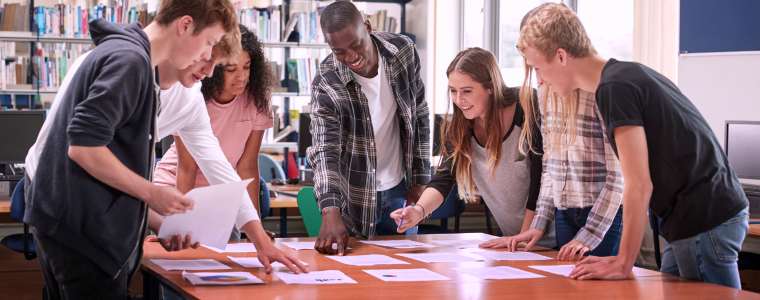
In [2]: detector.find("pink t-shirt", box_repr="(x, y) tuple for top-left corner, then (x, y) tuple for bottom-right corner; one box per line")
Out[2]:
(154, 91), (273, 187)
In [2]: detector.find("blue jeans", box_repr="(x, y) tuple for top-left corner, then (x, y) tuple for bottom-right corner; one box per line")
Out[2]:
(555, 206), (623, 256)
(660, 207), (749, 289)
(375, 177), (418, 236)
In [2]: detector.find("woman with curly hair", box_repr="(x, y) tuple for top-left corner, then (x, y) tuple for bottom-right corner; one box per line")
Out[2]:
(153, 24), (278, 238)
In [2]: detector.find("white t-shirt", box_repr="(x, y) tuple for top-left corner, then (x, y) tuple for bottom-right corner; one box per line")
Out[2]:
(25, 66), (260, 228)
(352, 49), (404, 191)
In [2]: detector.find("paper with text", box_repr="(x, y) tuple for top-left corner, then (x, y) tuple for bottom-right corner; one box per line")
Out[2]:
(327, 254), (410, 266)
(203, 243), (258, 253)
(228, 256), (308, 269)
(396, 253), (483, 263)
(274, 270), (357, 284)
(363, 268), (451, 282)
(151, 259), (231, 271)
(452, 266), (545, 279)
(182, 271), (264, 285)
(358, 240), (435, 249)
(474, 250), (553, 261)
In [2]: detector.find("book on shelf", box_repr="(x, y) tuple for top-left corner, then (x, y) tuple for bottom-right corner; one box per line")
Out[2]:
(32, 1), (155, 38)
(31, 43), (93, 91)
(364, 10), (398, 33)
(285, 58), (319, 95)
(237, 6), (281, 43)
(1, 3), (32, 32)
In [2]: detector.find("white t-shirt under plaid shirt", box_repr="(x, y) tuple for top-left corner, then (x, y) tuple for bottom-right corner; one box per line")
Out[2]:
(530, 89), (625, 251)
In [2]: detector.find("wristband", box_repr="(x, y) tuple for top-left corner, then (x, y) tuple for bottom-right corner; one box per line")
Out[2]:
(415, 203), (431, 226)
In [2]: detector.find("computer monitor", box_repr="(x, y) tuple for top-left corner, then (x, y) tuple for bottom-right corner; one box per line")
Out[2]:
(0, 110), (46, 164)
(725, 121), (760, 180)
(298, 113), (312, 158)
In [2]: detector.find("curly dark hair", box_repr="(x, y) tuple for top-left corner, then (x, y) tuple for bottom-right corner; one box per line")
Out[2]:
(201, 25), (278, 114)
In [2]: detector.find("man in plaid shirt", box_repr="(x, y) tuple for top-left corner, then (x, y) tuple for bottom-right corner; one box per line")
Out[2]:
(306, 2), (430, 255)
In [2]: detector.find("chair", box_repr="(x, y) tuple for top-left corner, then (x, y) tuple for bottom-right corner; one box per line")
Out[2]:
(418, 167), (467, 234)
(258, 154), (286, 182)
(0, 177), (36, 260)
(258, 178), (270, 219)
(296, 187), (322, 237)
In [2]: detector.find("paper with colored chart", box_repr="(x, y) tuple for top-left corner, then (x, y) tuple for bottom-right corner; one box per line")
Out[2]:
(529, 265), (658, 277)
(358, 240), (435, 249)
(182, 271), (264, 285)
(363, 268), (451, 282)
(280, 241), (351, 251)
(228, 256), (309, 269)
(327, 254), (410, 266)
(473, 250), (554, 261)
(203, 243), (258, 253)
(452, 266), (545, 279)
(151, 259), (231, 271)
(274, 270), (357, 284)
(158, 179), (254, 249)
(396, 253), (483, 263)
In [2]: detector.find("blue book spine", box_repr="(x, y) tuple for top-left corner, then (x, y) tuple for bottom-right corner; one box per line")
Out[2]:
(35, 7), (44, 36)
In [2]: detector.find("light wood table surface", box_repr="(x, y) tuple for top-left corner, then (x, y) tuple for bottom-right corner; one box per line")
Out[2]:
(140, 233), (757, 300)
(750, 218), (760, 239)
(0, 200), (9, 213)
(266, 183), (311, 237)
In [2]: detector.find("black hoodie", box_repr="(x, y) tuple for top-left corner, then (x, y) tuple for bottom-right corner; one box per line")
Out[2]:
(25, 19), (157, 277)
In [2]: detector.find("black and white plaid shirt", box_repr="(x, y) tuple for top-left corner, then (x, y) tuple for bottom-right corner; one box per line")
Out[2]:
(306, 32), (430, 239)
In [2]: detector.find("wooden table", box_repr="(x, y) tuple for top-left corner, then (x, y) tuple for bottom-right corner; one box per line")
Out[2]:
(745, 218), (760, 255)
(0, 200), (9, 213)
(140, 233), (757, 300)
(267, 183), (308, 237)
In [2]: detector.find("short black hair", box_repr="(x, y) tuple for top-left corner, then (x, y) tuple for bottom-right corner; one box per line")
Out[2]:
(320, 1), (365, 34)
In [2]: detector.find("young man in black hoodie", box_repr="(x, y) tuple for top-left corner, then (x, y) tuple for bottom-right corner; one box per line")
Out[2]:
(24, 1), (239, 298)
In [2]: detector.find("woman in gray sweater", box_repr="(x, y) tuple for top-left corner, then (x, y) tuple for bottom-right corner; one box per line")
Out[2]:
(391, 47), (555, 249)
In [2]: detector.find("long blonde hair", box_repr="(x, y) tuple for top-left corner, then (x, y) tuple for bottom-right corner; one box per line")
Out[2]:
(441, 48), (517, 203)
(517, 3), (596, 157)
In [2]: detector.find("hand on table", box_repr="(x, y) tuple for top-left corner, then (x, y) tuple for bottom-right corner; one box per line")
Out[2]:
(480, 229), (544, 252)
(257, 243), (309, 274)
(314, 208), (349, 255)
(557, 240), (590, 261)
(568, 256), (630, 280)
(145, 234), (199, 252)
(477, 237), (526, 249)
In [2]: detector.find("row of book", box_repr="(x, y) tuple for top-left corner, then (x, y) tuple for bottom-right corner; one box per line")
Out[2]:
(365, 10), (399, 34)
(31, 1), (153, 38)
(286, 58), (320, 94)
(1, 3), (32, 33)
(34, 43), (94, 90)
(237, 7), (281, 43)
(283, 11), (325, 44)
(1, 42), (16, 59)
(1, 58), (29, 90)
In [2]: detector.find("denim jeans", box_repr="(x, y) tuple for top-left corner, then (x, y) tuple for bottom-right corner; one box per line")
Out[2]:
(660, 207), (749, 289)
(555, 206), (623, 256)
(375, 177), (418, 236)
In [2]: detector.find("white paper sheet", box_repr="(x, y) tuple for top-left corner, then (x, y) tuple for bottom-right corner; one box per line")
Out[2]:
(182, 271), (264, 285)
(396, 253), (483, 263)
(432, 239), (494, 249)
(158, 179), (254, 249)
(280, 241), (350, 251)
(474, 250), (553, 261)
(203, 243), (258, 253)
(358, 240), (435, 249)
(363, 268), (451, 282)
(274, 270), (357, 284)
(228, 256), (308, 269)
(528, 265), (657, 277)
(327, 254), (410, 266)
(452, 266), (545, 279)
(151, 259), (232, 271)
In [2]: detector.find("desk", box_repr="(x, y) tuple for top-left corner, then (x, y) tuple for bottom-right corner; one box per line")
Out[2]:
(745, 218), (760, 255)
(140, 233), (756, 300)
(267, 184), (309, 238)
(0, 200), (9, 213)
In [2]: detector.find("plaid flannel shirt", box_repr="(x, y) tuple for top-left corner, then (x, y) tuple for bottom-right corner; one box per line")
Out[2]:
(530, 89), (624, 250)
(306, 32), (430, 239)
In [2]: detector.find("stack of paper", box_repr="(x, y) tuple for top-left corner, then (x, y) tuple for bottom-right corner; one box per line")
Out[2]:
(182, 271), (264, 285)
(452, 267), (545, 279)
(228, 256), (308, 269)
(327, 254), (410, 266)
(363, 269), (451, 282)
(203, 243), (258, 253)
(359, 240), (435, 249)
(151, 259), (231, 271)
(396, 253), (483, 263)
(474, 250), (553, 261)
(274, 270), (357, 284)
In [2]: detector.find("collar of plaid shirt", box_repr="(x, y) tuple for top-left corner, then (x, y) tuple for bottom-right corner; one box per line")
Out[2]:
(308, 32), (431, 239)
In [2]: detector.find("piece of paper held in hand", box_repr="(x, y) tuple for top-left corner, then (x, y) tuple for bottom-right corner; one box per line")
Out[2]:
(396, 253), (483, 263)
(358, 240), (435, 249)
(274, 270), (357, 284)
(452, 266), (545, 279)
(203, 243), (258, 253)
(158, 179), (254, 249)
(182, 271), (264, 285)
(474, 250), (554, 261)
(363, 268), (451, 282)
(151, 259), (231, 271)
(327, 254), (410, 266)
(228, 256), (309, 268)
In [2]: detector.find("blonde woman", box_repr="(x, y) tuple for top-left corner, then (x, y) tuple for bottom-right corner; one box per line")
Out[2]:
(504, 5), (625, 261)
(391, 48), (556, 250)
(516, 3), (748, 287)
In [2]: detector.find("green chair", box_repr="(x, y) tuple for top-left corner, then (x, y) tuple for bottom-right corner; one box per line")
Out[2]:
(296, 187), (322, 237)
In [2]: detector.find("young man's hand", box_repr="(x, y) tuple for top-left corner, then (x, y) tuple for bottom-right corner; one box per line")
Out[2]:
(145, 234), (199, 252)
(145, 185), (195, 216)
(477, 237), (527, 249)
(256, 243), (309, 274)
(480, 228), (544, 252)
(569, 256), (630, 280)
(314, 207), (349, 255)
(557, 240), (590, 261)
